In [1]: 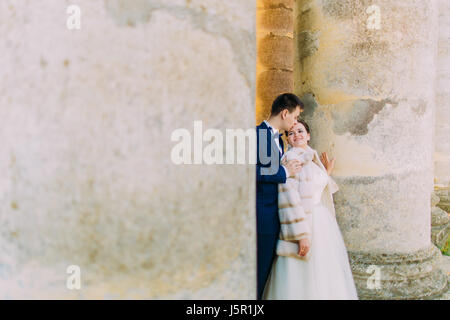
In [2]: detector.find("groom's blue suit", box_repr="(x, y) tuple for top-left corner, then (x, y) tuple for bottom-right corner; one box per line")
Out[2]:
(256, 121), (287, 300)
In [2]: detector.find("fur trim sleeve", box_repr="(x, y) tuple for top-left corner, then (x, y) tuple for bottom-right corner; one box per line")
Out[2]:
(278, 178), (311, 241)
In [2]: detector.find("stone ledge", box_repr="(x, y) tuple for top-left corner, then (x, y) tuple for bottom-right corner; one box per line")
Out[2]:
(349, 245), (440, 265)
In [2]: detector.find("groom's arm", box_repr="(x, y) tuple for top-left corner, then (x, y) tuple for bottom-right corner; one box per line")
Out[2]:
(256, 163), (288, 184)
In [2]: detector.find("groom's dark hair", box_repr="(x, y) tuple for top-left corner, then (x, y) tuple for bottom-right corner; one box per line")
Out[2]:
(270, 93), (304, 116)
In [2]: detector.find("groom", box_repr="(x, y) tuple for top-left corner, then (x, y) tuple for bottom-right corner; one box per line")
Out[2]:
(256, 93), (304, 300)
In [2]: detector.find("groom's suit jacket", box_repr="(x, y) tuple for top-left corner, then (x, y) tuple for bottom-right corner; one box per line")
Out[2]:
(256, 121), (287, 235)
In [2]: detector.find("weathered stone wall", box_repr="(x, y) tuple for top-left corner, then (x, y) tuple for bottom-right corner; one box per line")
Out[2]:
(293, 0), (446, 299)
(256, 0), (295, 124)
(0, 0), (256, 299)
(295, 0), (438, 254)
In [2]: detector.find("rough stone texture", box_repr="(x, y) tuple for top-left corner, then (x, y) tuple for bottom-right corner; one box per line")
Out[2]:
(436, 187), (450, 213)
(257, 70), (294, 103)
(438, 255), (450, 278)
(334, 173), (431, 253)
(0, 0), (256, 299)
(432, 192), (441, 208)
(431, 193), (450, 248)
(436, 255), (450, 300)
(296, 0), (437, 253)
(350, 246), (447, 300)
(435, 0), (450, 187)
(294, 0), (447, 299)
(259, 0), (295, 9)
(259, 8), (294, 34)
(256, 0), (294, 124)
(258, 34), (294, 70)
(297, 30), (320, 59)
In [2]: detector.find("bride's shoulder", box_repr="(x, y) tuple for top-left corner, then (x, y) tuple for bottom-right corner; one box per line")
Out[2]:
(304, 146), (319, 159)
(306, 145), (318, 154)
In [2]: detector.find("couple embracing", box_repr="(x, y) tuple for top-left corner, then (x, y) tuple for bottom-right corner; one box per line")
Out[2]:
(256, 93), (358, 300)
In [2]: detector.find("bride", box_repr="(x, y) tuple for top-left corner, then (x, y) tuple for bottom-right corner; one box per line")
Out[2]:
(262, 119), (358, 300)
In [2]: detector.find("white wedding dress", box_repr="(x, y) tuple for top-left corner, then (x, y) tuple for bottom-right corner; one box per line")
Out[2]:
(262, 150), (358, 300)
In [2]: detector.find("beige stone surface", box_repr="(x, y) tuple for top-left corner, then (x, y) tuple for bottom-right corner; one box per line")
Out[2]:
(0, 0), (256, 299)
(292, 0), (448, 299)
(295, 0), (438, 254)
(256, 0), (295, 123)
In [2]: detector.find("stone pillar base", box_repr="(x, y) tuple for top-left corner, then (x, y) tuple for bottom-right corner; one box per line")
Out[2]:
(435, 187), (450, 213)
(349, 246), (448, 299)
(431, 192), (450, 248)
(432, 207), (450, 248)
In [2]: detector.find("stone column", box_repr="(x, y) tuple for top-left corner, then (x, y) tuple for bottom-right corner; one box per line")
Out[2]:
(295, 0), (447, 299)
(0, 0), (256, 299)
(256, 0), (295, 124)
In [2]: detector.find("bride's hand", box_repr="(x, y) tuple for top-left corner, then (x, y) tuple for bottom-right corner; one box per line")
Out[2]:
(320, 152), (335, 175)
(298, 238), (310, 257)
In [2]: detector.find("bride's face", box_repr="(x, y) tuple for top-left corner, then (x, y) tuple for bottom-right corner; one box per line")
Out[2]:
(287, 122), (310, 148)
